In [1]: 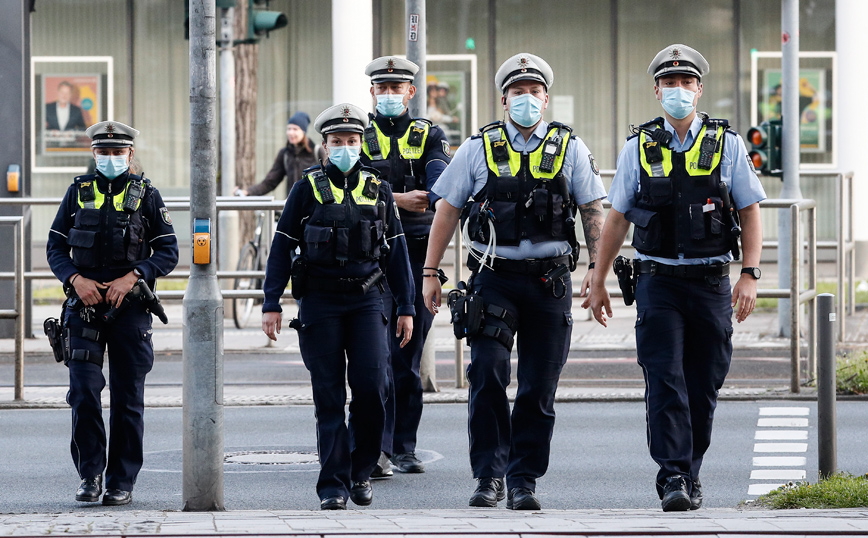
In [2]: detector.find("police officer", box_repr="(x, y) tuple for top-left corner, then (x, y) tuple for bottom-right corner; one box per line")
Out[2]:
(422, 53), (607, 510)
(362, 56), (451, 477)
(583, 44), (765, 511)
(46, 121), (179, 506)
(260, 103), (415, 510)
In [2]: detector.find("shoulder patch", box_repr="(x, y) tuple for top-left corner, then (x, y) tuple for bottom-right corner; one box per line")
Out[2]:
(393, 201), (401, 221)
(160, 206), (173, 225)
(441, 140), (452, 158)
(588, 154), (600, 175)
(746, 154), (757, 173)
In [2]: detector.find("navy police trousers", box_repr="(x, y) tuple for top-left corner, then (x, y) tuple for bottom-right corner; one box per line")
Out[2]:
(633, 273), (733, 497)
(466, 269), (573, 492)
(296, 289), (390, 500)
(63, 302), (154, 492)
(381, 249), (434, 455)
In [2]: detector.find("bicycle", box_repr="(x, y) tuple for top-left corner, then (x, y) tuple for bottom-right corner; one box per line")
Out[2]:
(233, 210), (270, 329)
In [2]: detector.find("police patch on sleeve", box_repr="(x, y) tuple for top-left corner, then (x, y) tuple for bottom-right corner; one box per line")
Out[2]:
(160, 206), (173, 225)
(393, 201), (401, 220)
(746, 154), (757, 173)
(442, 140), (452, 158)
(588, 154), (600, 175)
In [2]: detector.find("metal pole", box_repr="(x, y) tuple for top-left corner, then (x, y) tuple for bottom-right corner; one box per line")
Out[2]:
(405, 0), (426, 118)
(836, 173), (845, 342)
(453, 228), (465, 388)
(777, 0), (802, 337)
(218, 6), (240, 319)
(183, 0), (225, 512)
(816, 293), (837, 479)
(15, 219), (24, 401)
(807, 206), (817, 379)
(790, 203), (800, 393)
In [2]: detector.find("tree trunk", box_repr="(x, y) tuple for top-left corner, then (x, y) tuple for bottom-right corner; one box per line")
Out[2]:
(234, 0), (258, 242)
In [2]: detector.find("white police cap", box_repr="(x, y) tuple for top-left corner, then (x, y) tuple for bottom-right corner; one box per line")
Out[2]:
(365, 57), (419, 84)
(85, 120), (139, 148)
(494, 53), (554, 93)
(314, 103), (368, 136)
(648, 44), (709, 80)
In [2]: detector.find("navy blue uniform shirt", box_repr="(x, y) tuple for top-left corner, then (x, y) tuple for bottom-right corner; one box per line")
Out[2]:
(262, 162), (416, 317)
(47, 171), (179, 285)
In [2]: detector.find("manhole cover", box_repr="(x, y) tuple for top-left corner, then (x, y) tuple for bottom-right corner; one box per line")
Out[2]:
(224, 450), (319, 465)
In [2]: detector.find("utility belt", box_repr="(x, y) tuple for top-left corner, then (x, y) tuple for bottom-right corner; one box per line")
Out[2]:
(447, 283), (518, 351)
(635, 260), (730, 279)
(306, 269), (385, 295)
(405, 235), (429, 258)
(467, 251), (571, 277)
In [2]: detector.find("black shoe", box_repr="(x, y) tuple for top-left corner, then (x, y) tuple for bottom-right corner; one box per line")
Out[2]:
(320, 496), (347, 510)
(75, 475), (102, 503)
(390, 452), (425, 473)
(661, 475), (691, 512)
(371, 452), (393, 479)
(690, 478), (703, 510)
(350, 480), (373, 506)
(102, 489), (132, 506)
(506, 487), (541, 510)
(468, 477), (505, 507)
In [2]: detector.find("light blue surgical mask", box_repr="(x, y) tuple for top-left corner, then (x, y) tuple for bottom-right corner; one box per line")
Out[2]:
(328, 145), (361, 173)
(508, 93), (544, 128)
(95, 155), (130, 179)
(375, 93), (407, 117)
(660, 87), (697, 120)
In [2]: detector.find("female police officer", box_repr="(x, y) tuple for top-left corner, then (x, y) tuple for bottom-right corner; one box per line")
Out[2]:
(46, 120), (179, 506)
(260, 103), (415, 510)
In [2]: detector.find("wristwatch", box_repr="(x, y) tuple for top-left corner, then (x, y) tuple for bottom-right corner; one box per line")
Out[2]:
(740, 267), (761, 280)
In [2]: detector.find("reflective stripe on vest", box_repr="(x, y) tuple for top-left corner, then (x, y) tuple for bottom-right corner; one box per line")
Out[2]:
(362, 120), (429, 161)
(77, 180), (142, 212)
(307, 170), (379, 206)
(638, 124), (725, 178)
(482, 126), (570, 179)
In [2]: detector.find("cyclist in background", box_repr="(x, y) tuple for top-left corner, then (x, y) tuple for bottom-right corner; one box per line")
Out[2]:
(235, 111), (325, 197)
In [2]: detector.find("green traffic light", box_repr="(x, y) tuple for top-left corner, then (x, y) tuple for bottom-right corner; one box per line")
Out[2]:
(252, 11), (287, 35)
(465, 37), (476, 51)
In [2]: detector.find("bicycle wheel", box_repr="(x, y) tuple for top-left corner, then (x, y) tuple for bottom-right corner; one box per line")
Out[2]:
(233, 242), (260, 329)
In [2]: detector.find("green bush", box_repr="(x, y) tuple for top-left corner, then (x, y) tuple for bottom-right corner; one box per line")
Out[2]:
(837, 351), (868, 395)
(753, 473), (868, 509)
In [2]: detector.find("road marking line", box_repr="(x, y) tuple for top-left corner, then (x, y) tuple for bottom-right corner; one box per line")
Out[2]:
(753, 456), (807, 466)
(748, 483), (787, 495)
(754, 443), (808, 453)
(757, 417), (809, 428)
(759, 407), (810, 416)
(755, 430), (808, 440)
(750, 469), (807, 480)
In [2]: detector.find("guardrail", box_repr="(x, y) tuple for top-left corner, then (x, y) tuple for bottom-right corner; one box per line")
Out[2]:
(0, 217), (26, 400)
(0, 170), (853, 396)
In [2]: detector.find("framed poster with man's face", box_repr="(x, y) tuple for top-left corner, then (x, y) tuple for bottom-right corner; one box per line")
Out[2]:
(40, 74), (101, 155)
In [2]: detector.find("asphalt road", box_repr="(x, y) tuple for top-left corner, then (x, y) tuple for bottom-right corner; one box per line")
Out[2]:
(1, 401), (865, 513)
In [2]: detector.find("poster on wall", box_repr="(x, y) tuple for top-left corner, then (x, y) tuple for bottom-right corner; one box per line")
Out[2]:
(427, 71), (466, 147)
(760, 68), (826, 152)
(40, 74), (101, 155)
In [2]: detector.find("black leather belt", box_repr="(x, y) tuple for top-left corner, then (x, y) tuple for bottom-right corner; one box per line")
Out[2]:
(636, 260), (730, 279)
(467, 251), (571, 276)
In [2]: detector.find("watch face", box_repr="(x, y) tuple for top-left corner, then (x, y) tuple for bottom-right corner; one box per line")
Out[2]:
(743, 267), (761, 279)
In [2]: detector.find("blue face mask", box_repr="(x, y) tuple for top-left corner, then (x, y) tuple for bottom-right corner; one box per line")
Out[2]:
(95, 155), (130, 179)
(375, 93), (407, 117)
(508, 93), (544, 128)
(328, 145), (361, 173)
(660, 87), (697, 120)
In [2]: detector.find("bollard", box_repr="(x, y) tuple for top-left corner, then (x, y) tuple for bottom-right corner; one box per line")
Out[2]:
(816, 293), (837, 479)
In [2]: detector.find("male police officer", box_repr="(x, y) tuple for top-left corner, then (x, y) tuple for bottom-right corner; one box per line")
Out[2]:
(583, 44), (765, 511)
(47, 121), (179, 506)
(362, 57), (451, 476)
(422, 53), (606, 509)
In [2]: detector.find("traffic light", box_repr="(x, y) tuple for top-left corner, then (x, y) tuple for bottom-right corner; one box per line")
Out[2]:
(746, 119), (782, 177)
(247, 0), (287, 40)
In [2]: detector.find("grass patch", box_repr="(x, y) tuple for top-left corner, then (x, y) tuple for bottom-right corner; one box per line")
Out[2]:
(837, 351), (868, 395)
(752, 473), (868, 509)
(32, 278), (189, 304)
(756, 280), (868, 311)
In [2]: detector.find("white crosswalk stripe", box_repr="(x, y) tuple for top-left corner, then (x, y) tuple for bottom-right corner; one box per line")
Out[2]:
(748, 407), (809, 496)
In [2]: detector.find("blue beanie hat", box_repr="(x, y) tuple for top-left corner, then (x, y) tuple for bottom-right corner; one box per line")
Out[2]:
(287, 111), (311, 132)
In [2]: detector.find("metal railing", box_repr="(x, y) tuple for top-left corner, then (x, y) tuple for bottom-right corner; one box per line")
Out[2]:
(0, 217), (26, 400)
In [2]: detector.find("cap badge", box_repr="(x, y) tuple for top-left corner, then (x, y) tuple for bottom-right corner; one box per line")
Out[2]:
(386, 58), (396, 73)
(105, 123), (115, 133)
(517, 56), (529, 73)
(669, 48), (681, 59)
(673, 61), (680, 66)
(341, 105), (351, 122)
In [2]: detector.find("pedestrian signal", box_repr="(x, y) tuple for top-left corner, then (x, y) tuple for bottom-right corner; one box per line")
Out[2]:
(746, 119), (782, 177)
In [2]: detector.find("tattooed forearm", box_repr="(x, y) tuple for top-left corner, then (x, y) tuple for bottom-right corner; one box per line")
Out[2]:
(578, 198), (604, 262)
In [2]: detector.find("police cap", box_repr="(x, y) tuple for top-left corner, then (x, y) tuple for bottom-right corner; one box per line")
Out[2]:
(494, 53), (554, 94)
(85, 121), (139, 148)
(365, 57), (419, 84)
(314, 103), (368, 136)
(648, 44), (709, 80)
